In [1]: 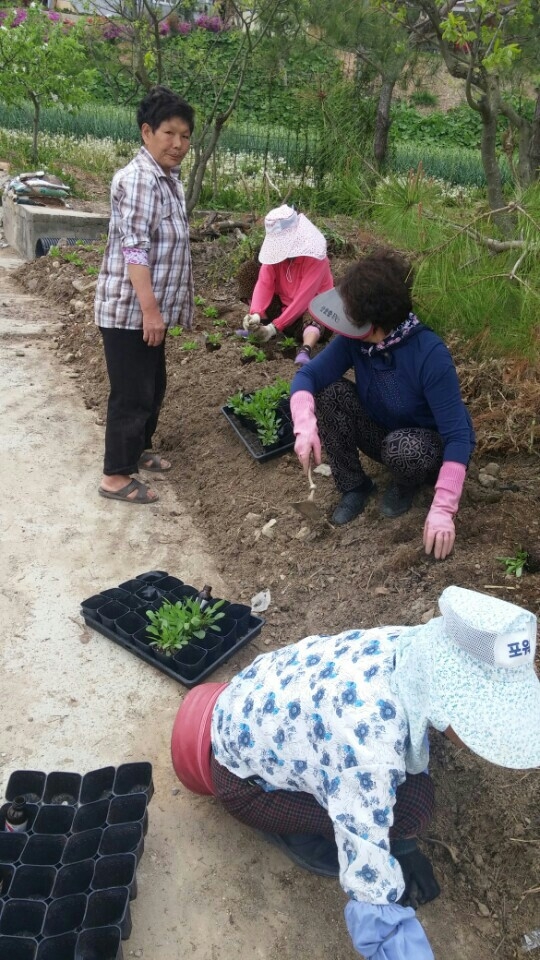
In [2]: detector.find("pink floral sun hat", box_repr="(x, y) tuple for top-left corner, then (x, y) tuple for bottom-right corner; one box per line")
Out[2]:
(258, 205), (327, 265)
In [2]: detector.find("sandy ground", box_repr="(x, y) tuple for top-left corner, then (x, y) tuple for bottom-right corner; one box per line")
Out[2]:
(0, 244), (496, 960)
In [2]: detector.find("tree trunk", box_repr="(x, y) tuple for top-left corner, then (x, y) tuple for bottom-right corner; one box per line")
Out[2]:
(529, 90), (540, 183)
(30, 93), (40, 165)
(373, 77), (396, 166)
(477, 78), (514, 236)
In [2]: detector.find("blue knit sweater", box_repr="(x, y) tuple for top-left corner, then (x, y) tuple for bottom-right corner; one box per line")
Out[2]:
(291, 325), (475, 465)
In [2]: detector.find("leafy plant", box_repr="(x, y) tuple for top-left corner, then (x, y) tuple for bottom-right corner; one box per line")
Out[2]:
(62, 251), (84, 267)
(241, 343), (266, 363)
(206, 332), (222, 346)
(213, 318), (227, 327)
(194, 294), (206, 306)
(146, 598), (225, 655)
(228, 377), (290, 446)
(85, 265), (99, 275)
(182, 339), (199, 351)
(279, 336), (297, 351)
(48, 245), (61, 258)
(168, 326), (183, 337)
(203, 305), (219, 318)
(496, 549), (529, 578)
(409, 91), (439, 108)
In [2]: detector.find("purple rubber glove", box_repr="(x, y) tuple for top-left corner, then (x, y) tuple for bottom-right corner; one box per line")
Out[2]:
(290, 391), (321, 473)
(423, 461), (466, 560)
(345, 901), (434, 960)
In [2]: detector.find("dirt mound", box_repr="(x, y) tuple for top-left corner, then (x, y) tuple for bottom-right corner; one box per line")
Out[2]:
(12, 224), (540, 960)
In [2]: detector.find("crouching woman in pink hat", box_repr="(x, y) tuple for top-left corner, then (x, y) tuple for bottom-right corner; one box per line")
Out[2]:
(171, 586), (540, 960)
(238, 204), (334, 366)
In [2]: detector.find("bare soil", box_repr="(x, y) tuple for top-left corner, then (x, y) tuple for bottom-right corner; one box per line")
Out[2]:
(12, 222), (540, 960)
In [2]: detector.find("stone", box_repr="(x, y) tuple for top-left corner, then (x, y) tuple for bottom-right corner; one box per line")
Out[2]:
(72, 277), (97, 294)
(313, 463), (332, 477)
(261, 519), (277, 539)
(478, 473), (496, 488)
(15, 350), (25, 357)
(420, 607), (435, 624)
(245, 512), (262, 523)
(484, 462), (501, 477)
(294, 526), (311, 540)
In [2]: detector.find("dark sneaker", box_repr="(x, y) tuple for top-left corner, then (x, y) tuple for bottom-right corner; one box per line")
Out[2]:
(261, 832), (339, 878)
(381, 483), (417, 518)
(331, 480), (376, 526)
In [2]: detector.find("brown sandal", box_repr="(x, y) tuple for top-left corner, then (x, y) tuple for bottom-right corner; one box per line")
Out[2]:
(98, 478), (159, 504)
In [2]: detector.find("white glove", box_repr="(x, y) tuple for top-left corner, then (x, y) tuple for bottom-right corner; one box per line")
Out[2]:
(252, 322), (277, 342)
(242, 312), (261, 331)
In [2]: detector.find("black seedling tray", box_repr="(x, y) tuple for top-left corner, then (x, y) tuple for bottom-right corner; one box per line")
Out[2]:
(81, 571), (264, 689)
(0, 763), (153, 960)
(221, 398), (294, 462)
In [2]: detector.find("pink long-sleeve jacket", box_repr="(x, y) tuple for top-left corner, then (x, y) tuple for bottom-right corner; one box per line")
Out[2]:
(250, 256), (333, 332)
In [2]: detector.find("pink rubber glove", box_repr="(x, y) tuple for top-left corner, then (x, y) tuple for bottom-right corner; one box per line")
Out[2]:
(423, 461), (466, 560)
(290, 391), (322, 473)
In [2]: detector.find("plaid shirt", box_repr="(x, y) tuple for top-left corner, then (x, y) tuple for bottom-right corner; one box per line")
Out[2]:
(95, 146), (193, 330)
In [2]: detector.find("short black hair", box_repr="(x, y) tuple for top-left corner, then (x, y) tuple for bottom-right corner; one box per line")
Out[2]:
(339, 251), (414, 334)
(137, 86), (195, 134)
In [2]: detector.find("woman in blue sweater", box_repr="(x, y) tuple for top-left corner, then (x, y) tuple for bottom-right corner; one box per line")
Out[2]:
(290, 252), (475, 559)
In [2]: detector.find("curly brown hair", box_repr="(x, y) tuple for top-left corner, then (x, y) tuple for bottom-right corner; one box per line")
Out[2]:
(338, 252), (414, 335)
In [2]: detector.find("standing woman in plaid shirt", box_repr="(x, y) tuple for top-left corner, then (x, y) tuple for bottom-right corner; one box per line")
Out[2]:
(95, 86), (194, 504)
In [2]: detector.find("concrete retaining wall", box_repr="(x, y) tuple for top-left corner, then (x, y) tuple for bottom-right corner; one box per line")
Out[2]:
(3, 195), (109, 260)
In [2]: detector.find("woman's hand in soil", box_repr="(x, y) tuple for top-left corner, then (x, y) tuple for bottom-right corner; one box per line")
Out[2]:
(290, 391), (322, 473)
(251, 322), (277, 343)
(143, 309), (167, 347)
(242, 312), (261, 330)
(423, 511), (455, 560)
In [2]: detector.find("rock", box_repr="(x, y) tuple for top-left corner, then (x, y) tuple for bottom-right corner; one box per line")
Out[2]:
(374, 587), (389, 596)
(171, 788), (180, 796)
(421, 607), (435, 623)
(65, 353), (74, 363)
(26, 279), (39, 292)
(15, 350), (25, 357)
(51, 261), (60, 269)
(72, 277), (97, 294)
(261, 519), (277, 539)
(245, 512), (262, 523)
(294, 526), (311, 540)
(313, 463), (332, 477)
(478, 473), (496, 488)
(474, 901), (491, 918)
(484, 462), (501, 477)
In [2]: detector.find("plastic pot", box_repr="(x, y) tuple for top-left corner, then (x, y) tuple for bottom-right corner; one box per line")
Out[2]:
(171, 645), (208, 681)
(33, 805), (75, 835)
(98, 824), (144, 862)
(135, 570), (168, 583)
(79, 767), (115, 804)
(0, 937), (37, 960)
(96, 602), (129, 630)
(225, 604), (251, 637)
(91, 853), (137, 900)
(115, 612), (146, 641)
(72, 800), (109, 833)
(83, 887), (131, 939)
(107, 794), (147, 828)
(6, 771), (46, 804)
(42, 895), (86, 938)
(44, 772), (81, 806)
(153, 575), (183, 592)
(0, 864), (14, 897)
(0, 899), (46, 937)
(193, 631), (224, 663)
(75, 925), (123, 960)
(21, 836), (65, 867)
(170, 585), (198, 602)
(0, 832), (26, 863)
(9, 866), (55, 900)
(100, 588), (129, 603)
(80, 596), (104, 617)
(213, 616), (237, 653)
(62, 830), (101, 865)
(113, 762), (154, 799)
(36, 932), (77, 960)
(117, 579), (144, 594)
(51, 860), (94, 899)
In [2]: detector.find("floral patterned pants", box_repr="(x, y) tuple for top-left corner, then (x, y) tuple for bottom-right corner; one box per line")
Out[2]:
(315, 379), (444, 494)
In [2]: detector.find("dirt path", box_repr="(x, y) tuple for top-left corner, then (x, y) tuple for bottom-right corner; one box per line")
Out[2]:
(0, 244), (505, 960)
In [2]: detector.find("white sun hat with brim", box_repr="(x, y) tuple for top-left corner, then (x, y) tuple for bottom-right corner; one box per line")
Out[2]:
(397, 585), (540, 771)
(308, 286), (373, 340)
(258, 205), (327, 265)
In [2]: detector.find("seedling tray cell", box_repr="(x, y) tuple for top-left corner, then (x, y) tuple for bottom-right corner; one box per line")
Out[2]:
(221, 403), (295, 462)
(0, 764), (152, 959)
(81, 572), (264, 688)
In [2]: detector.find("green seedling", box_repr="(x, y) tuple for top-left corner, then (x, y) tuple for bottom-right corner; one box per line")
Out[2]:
(203, 305), (219, 319)
(85, 265), (99, 276)
(62, 251), (84, 267)
(496, 549), (529, 578)
(206, 332), (222, 346)
(168, 326), (183, 337)
(194, 294), (206, 306)
(241, 343), (266, 363)
(182, 339), (199, 351)
(48, 245), (61, 258)
(279, 336), (297, 350)
(146, 597), (225, 655)
(228, 377), (290, 446)
(213, 318), (227, 328)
